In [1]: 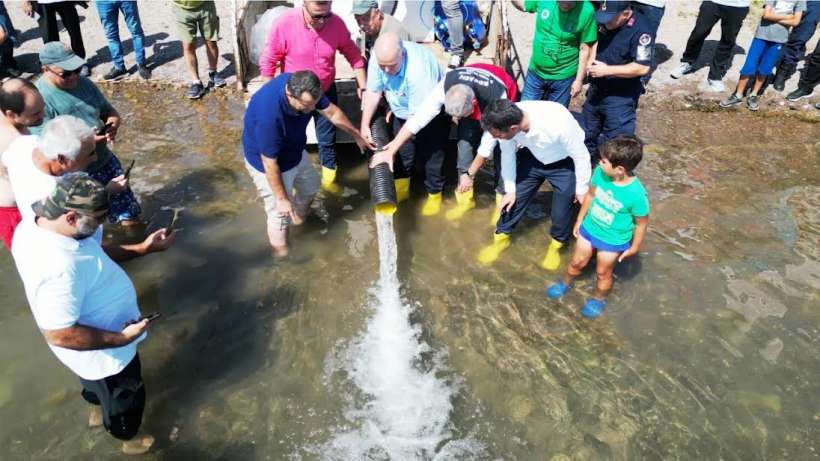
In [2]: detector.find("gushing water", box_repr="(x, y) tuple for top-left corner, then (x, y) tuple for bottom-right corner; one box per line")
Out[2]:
(321, 214), (481, 460)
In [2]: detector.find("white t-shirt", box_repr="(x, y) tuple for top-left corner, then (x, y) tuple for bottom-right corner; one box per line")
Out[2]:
(11, 218), (144, 380)
(1, 135), (56, 223)
(477, 101), (592, 196)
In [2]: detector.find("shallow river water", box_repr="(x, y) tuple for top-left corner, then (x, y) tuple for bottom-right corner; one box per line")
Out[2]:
(0, 85), (818, 460)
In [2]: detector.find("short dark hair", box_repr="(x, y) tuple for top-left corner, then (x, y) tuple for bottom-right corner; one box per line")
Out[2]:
(286, 71), (322, 101)
(481, 99), (523, 133)
(0, 78), (37, 115)
(600, 135), (644, 173)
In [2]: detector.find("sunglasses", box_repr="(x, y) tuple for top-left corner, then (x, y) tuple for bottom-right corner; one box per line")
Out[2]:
(48, 67), (80, 78)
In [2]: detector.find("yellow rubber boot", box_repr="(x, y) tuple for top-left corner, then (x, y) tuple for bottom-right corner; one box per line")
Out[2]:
(394, 178), (410, 203)
(421, 192), (442, 216)
(489, 192), (503, 225)
(540, 238), (565, 271)
(477, 233), (511, 265)
(321, 166), (342, 196)
(445, 189), (475, 221)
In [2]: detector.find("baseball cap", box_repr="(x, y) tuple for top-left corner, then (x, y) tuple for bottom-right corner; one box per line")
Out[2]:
(351, 0), (378, 16)
(595, 0), (631, 24)
(39, 41), (86, 71)
(32, 172), (109, 220)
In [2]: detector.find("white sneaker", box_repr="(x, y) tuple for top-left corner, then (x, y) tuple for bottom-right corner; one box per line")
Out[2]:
(707, 79), (725, 92)
(448, 54), (463, 69)
(670, 62), (693, 79)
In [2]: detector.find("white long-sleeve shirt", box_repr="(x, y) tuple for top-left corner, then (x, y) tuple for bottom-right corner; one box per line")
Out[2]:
(477, 101), (591, 196)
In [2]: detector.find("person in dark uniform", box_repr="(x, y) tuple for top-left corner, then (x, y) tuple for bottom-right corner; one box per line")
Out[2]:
(582, 0), (654, 165)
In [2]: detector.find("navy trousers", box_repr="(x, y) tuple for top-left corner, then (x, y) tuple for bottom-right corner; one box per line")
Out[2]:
(312, 83), (338, 169)
(582, 88), (639, 163)
(495, 151), (576, 244)
(776, 1), (820, 77)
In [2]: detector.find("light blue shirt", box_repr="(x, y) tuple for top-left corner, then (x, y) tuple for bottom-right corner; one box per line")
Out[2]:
(366, 41), (443, 120)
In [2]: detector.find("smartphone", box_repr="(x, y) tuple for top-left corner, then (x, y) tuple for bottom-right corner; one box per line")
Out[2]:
(123, 159), (136, 179)
(166, 209), (179, 235)
(123, 312), (162, 328)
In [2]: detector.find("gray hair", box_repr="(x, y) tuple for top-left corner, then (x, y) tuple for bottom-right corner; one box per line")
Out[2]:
(37, 115), (96, 160)
(444, 84), (475, 118)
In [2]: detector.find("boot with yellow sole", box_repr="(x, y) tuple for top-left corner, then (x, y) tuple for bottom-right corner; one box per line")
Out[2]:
(321, 166), (342, 196)
(421, 192), (442, 216)
(445, 189), (475, 221)
(477, 232), (511, 264)
(540, 238), (564, 271)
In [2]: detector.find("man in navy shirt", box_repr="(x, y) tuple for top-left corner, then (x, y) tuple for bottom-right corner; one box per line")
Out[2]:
(243, 70), (373, 257)
(582, 1), (654, 164)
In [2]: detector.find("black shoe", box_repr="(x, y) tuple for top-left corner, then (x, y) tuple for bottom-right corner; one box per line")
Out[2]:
(103, 66), (127, 81)
(137, 65), (151, 80)
(772, 72), (788, 92)
(785, 87), (813, 102)
(187, 81), (205, 99)
(0, 66), (22, 78)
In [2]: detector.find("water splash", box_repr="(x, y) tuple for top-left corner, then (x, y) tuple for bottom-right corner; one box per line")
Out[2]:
(321, 214), (482, 460)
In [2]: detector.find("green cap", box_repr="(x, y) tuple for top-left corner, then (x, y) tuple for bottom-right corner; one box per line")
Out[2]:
(351, 0), (378, 16)
(39, 41), (86, 71)
(32, 172), (109, 220)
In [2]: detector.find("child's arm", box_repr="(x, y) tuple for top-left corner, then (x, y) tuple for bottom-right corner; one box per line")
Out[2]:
(762, 5), (803, 27)
(573, 186), (596, 238)
(618, 215), (649, 262)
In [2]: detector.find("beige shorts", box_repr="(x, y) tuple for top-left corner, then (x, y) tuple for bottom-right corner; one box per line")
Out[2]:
(173, 1), (220, 43)
(244, 153), (320, 231)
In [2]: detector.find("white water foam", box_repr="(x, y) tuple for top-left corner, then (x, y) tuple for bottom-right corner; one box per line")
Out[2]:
(320, 214), (482, 460)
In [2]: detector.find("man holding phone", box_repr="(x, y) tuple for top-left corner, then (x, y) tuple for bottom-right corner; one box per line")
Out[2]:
(10, 174), (171, 455)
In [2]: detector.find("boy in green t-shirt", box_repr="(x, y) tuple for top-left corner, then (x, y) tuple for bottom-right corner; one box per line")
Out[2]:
(547, 135), (650, 319)
(513, 0), (597, 107)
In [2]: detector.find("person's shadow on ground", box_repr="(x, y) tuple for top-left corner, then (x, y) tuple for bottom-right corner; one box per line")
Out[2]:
(690, 39), (746, 75)
(88, 31), (169, 70)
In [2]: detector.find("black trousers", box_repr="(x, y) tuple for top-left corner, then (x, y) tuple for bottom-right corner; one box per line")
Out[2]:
(38, 1), (86, 58)
(79, 354), (145, 441)
(388, 111), (450, 193)
(798, 40), (820, 92)
(681, 1), (748, 81)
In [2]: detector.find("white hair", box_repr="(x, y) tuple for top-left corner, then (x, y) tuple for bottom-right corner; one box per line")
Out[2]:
(444, 84), (475, 118)
(37, 115), (96, 161)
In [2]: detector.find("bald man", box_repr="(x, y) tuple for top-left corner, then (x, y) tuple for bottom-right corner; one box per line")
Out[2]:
(0, 79), (45, 249)
(362, 33), (450, 216)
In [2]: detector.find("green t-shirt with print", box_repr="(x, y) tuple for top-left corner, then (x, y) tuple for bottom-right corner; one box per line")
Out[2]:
(33, 76), (115, 173)
(525, 0), (597, 80)
(582, 166), (650, 246)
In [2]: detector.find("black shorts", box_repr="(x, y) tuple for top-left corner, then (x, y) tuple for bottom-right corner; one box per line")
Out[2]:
(79, 354), (146, 441)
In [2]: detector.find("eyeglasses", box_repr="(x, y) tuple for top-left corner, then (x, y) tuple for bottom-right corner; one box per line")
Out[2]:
(48, 67), (80, 78)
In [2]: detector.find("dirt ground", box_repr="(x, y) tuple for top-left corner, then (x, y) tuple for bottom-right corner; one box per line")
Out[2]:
(3, 1), (820, 108)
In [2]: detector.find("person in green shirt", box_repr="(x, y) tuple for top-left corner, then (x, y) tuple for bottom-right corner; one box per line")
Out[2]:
(32, 42), (141, 226)
(547, 135), (650, 319)
(513, 0), (597, 107)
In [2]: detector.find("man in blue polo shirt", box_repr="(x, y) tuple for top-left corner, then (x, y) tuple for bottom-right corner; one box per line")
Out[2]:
(363, 32), (450, 216)
(581, 1), (654, 164)
(243, 70), (373, 257)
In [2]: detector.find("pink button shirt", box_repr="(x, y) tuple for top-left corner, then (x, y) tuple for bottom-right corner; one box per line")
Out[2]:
(259, 9), (365, 92)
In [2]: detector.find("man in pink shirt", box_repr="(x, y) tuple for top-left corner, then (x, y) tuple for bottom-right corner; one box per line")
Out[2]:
(259, 1), (366, 195)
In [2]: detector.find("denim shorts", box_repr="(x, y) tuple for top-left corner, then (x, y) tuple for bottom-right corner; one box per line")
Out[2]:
(579, 224), (631, 253)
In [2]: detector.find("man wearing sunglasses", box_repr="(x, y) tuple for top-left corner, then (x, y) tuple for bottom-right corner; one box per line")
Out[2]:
(32, 42), (142, 227)
(10, 173), (173, 456)
(259, 1), (366, 196)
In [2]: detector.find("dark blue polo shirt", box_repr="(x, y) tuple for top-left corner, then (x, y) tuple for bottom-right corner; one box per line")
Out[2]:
(242, 73), (330, 173)
(590, 11), (655, 97)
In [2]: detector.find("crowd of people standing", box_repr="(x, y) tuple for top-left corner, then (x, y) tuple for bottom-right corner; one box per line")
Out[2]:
(0, 0), (817, 456)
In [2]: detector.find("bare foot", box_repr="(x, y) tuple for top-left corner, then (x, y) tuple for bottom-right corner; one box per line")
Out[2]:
(271, 245), (289, 259)
(121, 434), (155, 455)
(88, 405), (103, 428)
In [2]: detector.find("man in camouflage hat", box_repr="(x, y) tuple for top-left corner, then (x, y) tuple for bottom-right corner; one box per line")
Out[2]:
(10, 173), (171, 455)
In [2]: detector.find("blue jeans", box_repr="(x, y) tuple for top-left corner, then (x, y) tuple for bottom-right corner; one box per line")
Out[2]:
(740, 38), (782, 77)
(521, 72), (574, 107)
(312, 83), (338, 169)
(777, 1), (820, 72)
(582, 88), (639, 163)
(96, 0), (146, 70)
(495, 152), (576, 243)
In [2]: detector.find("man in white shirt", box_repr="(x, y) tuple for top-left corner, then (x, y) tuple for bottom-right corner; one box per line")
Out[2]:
(11, 173), (166, 454)
(472, 99), (591, 270)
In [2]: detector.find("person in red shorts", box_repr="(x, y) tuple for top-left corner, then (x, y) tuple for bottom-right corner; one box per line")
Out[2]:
(0, 78), (44, 249)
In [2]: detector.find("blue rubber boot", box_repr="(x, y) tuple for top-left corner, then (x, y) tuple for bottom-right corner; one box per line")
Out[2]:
(546, 282), (570, 299)
(581, 298), (607, 319)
